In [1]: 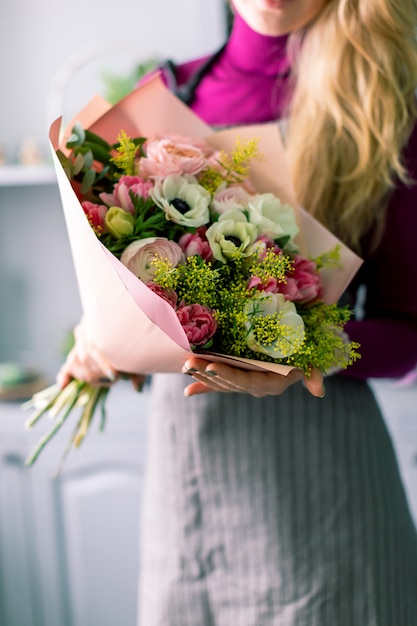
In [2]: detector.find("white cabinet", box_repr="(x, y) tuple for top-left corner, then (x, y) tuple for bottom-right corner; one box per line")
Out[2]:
(0, 382), (149, 626)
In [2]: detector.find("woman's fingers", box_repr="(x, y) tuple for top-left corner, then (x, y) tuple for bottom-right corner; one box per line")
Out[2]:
(303, 367), (325, 398)
(184, 368), (246, 395)
(74, 323), (116, 380)
(56, 364), (73, 389)
(56, 322), (148, 392)
(56, 323), (117, 388)
(183, 379), (220, 396)
(130, 374), (147, 392)
(181, 358), (318, 398)
(57, 348), (115, 388)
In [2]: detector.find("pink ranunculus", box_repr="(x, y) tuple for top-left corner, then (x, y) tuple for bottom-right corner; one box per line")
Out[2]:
(99, 175), (153, 214)
(178, 227), (213, 261)
(146, 281), (178, 308)
(158, 133), (215, 157)
(279, 255), (322, 303)
(138, 136), (208, 179)
(81, 201), (108, 235)
(120, 237), (184, 283)
(211, 184), (253, 216)
(176, 303), (217, 347)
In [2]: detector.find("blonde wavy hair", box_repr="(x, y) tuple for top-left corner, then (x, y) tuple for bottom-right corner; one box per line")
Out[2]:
(286, 0), (417, 253)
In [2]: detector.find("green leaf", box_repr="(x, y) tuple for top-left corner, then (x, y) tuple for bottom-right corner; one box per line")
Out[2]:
(73, 152), (85, 175)
(132, 137), (147, 148)
(84, 128), (112, 150)
(196, 338), (214, 350)
(81, 169), (96, 194)
(274, 234), (291, 249)
(96, 165), (112, 182)
(83, 141), (113, 164)
(56, 149), (73, 169)
(82, 149), (94, 170)
(66, 122), (86, 148)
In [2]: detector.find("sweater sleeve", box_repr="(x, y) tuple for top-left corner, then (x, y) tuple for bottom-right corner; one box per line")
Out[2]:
(342, 123), (417, 380)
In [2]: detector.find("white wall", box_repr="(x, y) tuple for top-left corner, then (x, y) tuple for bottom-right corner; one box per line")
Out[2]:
(0, 0), (226, 161)
(0, 1), (226, 380)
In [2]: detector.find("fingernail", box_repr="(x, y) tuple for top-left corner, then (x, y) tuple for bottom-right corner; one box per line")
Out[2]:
(319, 385), (326, 398)
(99, 377), (112, 384)
(205, 369), (217, 377)
(106, 370), (116, 382)
(182, 366), (198, 374)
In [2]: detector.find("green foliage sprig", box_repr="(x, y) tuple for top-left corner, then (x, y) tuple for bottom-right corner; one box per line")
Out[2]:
(57, 123), (146, 198)
(198, 136), (264, 194)
(151, 248), (360, 373)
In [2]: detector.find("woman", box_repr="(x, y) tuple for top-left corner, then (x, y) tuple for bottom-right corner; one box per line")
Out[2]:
(59, 1), (417, 624)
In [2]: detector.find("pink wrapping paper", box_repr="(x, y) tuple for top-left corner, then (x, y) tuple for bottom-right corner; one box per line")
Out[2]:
(49, 75), (362, 375)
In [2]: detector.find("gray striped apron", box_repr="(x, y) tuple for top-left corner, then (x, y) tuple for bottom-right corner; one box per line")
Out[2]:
(138, 374), (417, 625)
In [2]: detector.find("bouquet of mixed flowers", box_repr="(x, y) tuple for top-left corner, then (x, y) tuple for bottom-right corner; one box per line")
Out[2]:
(23, 75), (361, 469)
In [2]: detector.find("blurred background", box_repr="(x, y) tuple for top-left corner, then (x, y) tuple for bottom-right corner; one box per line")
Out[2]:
(0, 0), (227, 383)
(0, 2), (226, 625)
(0, 2), (416, 625)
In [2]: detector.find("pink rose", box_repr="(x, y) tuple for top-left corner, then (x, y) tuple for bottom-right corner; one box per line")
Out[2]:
(99, 175), (153, 214)
(146, 281), (178, 308)
(81, 201), (108, 235)
(255, 236), (282, 259)
(279, 255), (322, 303)
(178, 227), (213, 261)
(120, 237), (184, 283)
(247, 275), (280, 293)
(247, 250), (321, 303)
(176, 303), (217, 347)
(139, 136), (208, 179)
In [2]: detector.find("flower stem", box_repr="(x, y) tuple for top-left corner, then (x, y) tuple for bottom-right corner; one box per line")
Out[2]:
(99, 387), (110, 432)
(23, 384), (64, 429)
(73, 386), (103, 447)
(24, 385), (83, 467)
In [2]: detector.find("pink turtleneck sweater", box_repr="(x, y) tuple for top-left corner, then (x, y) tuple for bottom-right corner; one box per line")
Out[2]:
(175, 14), (292, 125)
(160, 12), (417, 380)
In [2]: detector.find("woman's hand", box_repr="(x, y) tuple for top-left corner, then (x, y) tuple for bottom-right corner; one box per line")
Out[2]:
(182, 357), (325, 398)
(56, 322), (145, 391)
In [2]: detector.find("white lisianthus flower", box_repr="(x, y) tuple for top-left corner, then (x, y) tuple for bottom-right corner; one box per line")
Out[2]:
(150, 174), (210, 227)
(211, 183), (253, 216)
(120, 237), (184, 283)
(205, 217), (258, 264)
(247, 193), (299, 249)
(245, 293), (305, 358)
